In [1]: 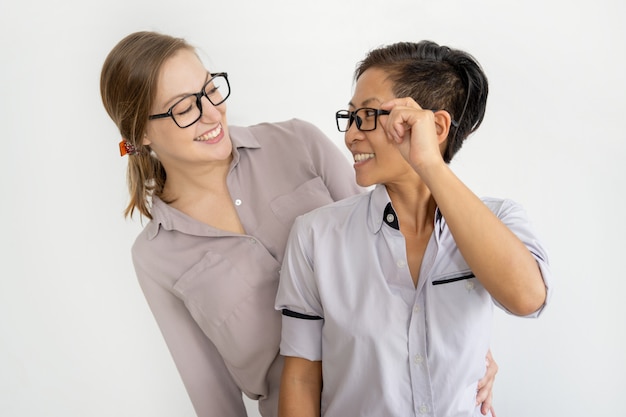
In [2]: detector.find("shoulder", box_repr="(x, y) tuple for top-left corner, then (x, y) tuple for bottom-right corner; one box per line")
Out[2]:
(479, 197), (538, 235)
(480, 197), (525, 217)
(236, 118), (323, 140)
(231, 119), (331, 151)
(481, 196), (510, 211)
(130, 203), (179, 275)
(294, 192), (369, 229)
(131, 221), (160, 267)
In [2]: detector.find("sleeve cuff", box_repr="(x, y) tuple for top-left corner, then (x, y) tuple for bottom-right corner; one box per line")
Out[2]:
(279, 314), (323, 361)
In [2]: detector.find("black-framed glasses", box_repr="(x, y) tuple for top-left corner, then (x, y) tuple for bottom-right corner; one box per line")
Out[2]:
(148, 72), (230, 128)
(335, 108), (390, 132)
(336, 107), (460, 133)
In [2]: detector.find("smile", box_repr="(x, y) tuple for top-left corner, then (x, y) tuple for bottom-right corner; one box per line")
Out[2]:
(354, 153), (375, 162)
(194, 124), (222, 141)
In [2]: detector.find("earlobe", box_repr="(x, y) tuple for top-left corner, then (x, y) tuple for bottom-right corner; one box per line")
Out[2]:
(142, 133), (151, 146)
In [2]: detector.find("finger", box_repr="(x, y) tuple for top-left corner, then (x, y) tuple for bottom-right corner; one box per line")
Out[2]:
(480, 392), (493, 415)
(475, 376), (493, 404)
(476, 354), (498, 407)
(382, 112), (410, 144)
(380, 97), (421, 111)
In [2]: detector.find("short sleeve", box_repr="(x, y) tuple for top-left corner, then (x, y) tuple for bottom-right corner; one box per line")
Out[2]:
(491, 198), (553, 317)
(275, 215), (324, 361)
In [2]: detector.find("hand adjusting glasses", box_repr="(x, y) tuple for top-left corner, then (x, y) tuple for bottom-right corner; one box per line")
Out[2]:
(335, 108), (390, 132)
(336, 107), (460, 133)
(148, 72), (230, 128)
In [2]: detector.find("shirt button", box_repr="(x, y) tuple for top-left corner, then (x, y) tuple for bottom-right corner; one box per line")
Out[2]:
(419, 404), (429, 414)
(413, 305), (421, 314)
(249, 238), (257, 244)
(413, 354), (424, 365)
(465, 281), (475, 291)
(234, 199), (242, 206)
(396, 260), (406, 268)
(386, 213), (395, 223)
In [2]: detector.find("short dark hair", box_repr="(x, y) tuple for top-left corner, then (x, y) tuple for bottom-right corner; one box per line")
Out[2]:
(355, 41), (488, 162)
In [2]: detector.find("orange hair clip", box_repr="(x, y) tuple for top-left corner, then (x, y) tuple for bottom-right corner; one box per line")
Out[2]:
(119, 140), (139, 157)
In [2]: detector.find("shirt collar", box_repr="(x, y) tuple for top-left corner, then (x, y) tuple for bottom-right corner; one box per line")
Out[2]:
(145, 124), (262, 240)
(228, 124), (261, 168)
(146, 196), (221, 239)
(367, 185), (394, 234)
(366, 184), (445, 236)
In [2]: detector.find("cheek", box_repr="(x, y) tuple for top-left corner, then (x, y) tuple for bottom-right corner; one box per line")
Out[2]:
(218, 103), (228, 119)
(343, 133), (351, 150)
(144, 123), (186, 153)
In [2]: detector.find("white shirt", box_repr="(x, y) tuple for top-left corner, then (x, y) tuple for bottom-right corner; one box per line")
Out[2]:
(276, 184), (552, 417)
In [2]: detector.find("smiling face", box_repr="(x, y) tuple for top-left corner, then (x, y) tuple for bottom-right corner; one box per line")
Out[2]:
(143, 49), (232, 170)
(344, 68), (417, 188)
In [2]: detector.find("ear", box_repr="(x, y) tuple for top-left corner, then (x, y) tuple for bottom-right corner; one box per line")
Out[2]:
(433, 110), (452, 146)
(142, 133), (151, 146)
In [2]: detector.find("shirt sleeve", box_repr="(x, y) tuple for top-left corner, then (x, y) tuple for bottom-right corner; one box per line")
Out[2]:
(133, 256), (248, 417)
(275, 215), (324, 361)
(493, 199), (553, 318)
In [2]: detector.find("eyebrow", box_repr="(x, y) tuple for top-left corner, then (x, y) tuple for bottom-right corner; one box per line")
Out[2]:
(162, 72), (211, 108)
(348, 97), (384, 109)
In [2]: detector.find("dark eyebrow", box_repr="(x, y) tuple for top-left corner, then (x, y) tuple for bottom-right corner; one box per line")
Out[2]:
(348, 97), (384, 109)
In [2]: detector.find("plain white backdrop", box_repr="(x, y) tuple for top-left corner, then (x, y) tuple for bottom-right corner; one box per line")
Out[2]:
(1, 0), (624, 416)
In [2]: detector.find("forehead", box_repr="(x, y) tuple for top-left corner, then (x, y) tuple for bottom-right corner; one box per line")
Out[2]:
(156, 49), (207, 101)
(350, 68), (395, 108)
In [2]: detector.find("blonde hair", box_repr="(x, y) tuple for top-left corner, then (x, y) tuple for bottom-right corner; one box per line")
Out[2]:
(100, 31), (194, 219)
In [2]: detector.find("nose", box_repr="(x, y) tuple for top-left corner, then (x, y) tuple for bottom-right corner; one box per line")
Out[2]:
(199, 95), (223, 121)
(344, 122), (364, 149)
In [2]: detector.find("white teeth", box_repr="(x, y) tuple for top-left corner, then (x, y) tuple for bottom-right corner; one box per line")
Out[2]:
(194, 125), (222, 141)
(354, 153), (375, 162)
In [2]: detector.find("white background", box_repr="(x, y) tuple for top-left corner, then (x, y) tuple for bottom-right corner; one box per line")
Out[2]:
(1, 1), (625, 416)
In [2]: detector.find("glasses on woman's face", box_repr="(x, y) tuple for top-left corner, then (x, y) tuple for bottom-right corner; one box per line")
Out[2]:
(148, 72), (230, 128)
(335, 108), (390, 132)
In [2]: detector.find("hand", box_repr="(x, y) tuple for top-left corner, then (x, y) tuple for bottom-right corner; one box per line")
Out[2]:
(380, 98), (447, 174)
(476, 349), (499, 416)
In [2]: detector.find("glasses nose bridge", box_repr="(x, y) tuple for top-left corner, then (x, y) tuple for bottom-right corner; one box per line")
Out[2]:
(347, 111), (364, 131)
(197, 92), (223, 122)
(346, 114), (366, 137)
(197, 91), (217, 113)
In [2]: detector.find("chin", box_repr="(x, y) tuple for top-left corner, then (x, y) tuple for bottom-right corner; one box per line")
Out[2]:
(356, 177), (375, 188)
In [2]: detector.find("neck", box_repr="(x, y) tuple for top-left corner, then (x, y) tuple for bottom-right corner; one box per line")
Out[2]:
(384, 181), (436, 235)
(162, 154), (233, 203)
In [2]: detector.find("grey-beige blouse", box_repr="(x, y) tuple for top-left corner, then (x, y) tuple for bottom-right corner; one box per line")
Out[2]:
(131, 119), (361, 417)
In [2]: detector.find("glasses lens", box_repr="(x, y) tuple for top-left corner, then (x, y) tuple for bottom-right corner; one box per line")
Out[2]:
(336, 110), (351, 132)
(355, 108), (379, 131)
(205, 75), (230, 106)
(171, 95), (201, 128)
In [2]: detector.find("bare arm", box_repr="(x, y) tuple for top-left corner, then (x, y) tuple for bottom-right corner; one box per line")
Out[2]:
(382, 98), (547, 316)
(279, 356), (322, 417)
(422, 161), (545, 315)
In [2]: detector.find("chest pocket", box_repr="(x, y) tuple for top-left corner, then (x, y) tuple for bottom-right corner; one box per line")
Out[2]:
(173, 246), (282, 370)
(174, 244), (280, 322)
(432, 272), (475, 286)
(429, 270), (491, 325)
(270, 176), (334, 225)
